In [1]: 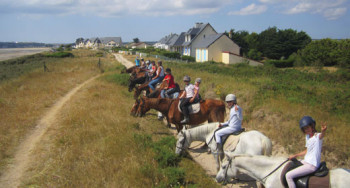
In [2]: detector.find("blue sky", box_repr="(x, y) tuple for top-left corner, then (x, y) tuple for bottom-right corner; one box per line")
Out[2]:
(0, 0), (349, 43)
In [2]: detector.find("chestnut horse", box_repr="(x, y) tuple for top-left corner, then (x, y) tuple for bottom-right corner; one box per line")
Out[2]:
(137, 97), (226, 132)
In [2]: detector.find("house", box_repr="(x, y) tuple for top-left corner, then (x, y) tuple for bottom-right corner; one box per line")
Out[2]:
(195, 33), (240, 63)
(182, 23), (217, 57)
(125, 42), (150, 49)
(154, 33), (178, 50)
(76, 37), (122, 49)
(170, 32), (185, 54)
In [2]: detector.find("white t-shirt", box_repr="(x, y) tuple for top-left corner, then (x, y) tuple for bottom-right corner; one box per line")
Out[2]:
(304, 133), (323, 168)
(185, 84), (195, 98)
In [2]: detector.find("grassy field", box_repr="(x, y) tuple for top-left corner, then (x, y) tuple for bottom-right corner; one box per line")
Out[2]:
(0, 50), (220, 187)
(120, 53), (350, 168)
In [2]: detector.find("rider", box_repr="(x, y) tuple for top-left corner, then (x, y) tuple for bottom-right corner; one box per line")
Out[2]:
(148, 61), (165, 91)
(286, 116), (327, 188)
(179, 76), (201, 124)
(215, 94), (242, 159)
(160, 68), (177, 99)
(140, 58), (145, 68)
(135, 56), (140, 67)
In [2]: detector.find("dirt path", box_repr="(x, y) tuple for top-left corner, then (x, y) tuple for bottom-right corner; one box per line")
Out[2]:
(0, 75), (100, 188)
(114, 54), (259, 187)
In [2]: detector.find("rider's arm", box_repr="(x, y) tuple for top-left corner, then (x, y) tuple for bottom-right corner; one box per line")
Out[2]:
(288, 149), (307, 160)
(190, 88), (198, 102)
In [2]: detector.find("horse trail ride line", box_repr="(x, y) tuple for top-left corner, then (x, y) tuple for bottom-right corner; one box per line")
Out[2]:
(0, 75), (100, 188)
(114, 54), (269, 187)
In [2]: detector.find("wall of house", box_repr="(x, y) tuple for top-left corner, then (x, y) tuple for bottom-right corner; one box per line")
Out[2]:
(190, 25), (217, 57)
(207, 35), (240, 62)
(222, 52), (263, 66)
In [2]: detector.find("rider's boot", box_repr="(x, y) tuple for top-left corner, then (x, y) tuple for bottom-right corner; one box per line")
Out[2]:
(217, 143), (224, 161)
(180, 115), (189, 124)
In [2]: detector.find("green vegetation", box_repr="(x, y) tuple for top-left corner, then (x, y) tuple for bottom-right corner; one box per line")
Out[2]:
(45, 51), (74, 58)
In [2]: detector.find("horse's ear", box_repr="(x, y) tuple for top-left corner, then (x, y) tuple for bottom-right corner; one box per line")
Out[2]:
(182, 126), (187, 131)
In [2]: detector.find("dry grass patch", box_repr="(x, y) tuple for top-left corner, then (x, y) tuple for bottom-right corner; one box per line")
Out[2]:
(0, 49), (112, 174)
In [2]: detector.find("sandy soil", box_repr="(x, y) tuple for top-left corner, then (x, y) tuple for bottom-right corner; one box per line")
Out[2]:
(0, 48), (51, 61)
(0, 75), (100, 188)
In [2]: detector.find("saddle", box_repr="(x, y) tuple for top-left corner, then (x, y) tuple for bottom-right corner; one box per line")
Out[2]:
(206, 127), (246, 151)
(178, 99), (201, 114)
(281, 159), (330, 188)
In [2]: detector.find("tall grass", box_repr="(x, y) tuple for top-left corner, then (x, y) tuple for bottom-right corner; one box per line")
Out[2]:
(0, 49), (104, 174)
(21, 75), (219, 187)
(163, 61), (349, 168)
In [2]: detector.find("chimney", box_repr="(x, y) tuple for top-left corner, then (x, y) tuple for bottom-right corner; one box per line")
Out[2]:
(229, 29), (233, 39)
(195, 22), (202, 28)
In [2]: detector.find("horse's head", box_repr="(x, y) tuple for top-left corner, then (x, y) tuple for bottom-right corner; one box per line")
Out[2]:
(130, 99), (140, 116)
(138, 97), (150, 117)
(216, 152), (239, 183)
(175, 127), (189, 155)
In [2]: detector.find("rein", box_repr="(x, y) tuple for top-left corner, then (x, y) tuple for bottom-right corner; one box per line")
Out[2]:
(260, 159), (289, 182)
(223, 157), (289, 184)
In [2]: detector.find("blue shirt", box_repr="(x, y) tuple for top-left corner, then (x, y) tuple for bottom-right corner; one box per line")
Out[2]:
(135, 59), (140, 66)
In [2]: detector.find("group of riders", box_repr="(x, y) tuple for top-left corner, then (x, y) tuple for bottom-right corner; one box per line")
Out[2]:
(133, 56), (328, 188)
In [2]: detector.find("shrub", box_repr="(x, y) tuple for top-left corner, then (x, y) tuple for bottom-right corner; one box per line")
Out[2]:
(45, 52), (74, 58)
(162, 52), (181, 59)
(181, 55), (195, 62)
(265, 58), (294, 68)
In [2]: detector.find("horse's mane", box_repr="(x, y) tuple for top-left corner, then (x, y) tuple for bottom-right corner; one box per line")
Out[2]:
(187, 122), (218, 140)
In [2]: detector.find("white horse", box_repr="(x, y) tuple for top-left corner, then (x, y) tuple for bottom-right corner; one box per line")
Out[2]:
(175, 122), (272, 172)
(216, 153), (350, 188)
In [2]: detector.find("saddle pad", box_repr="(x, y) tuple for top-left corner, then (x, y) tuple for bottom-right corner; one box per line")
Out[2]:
(178, 102), (200, 114)
(308, 173), (330, 188)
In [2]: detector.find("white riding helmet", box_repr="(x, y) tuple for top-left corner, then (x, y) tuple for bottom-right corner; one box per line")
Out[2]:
(225, 94), (236, 103)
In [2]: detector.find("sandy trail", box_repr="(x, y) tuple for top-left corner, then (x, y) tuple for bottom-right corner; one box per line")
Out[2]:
(0, 75), (100, 188)
(114, 54), (258, 187)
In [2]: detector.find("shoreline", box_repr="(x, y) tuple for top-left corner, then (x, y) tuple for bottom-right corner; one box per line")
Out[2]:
(0, 48), (51, 61)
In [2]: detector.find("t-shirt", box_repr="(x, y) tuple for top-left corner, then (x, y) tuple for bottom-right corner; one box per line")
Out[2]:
(304, 133), (323, 168)
(135, 59), (140, 66)
(185, 84), (195, 98)
(164, 74), (175, 89)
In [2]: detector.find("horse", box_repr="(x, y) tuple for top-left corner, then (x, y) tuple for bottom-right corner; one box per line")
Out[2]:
(121, 65), (137, 73)
(137, 97), (226, 132)
(128, 71), (147, 92)
(175, 122), (272, 172)
(216, 154), (350, 188)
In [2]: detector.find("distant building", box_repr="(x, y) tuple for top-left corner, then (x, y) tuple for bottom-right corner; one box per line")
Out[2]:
(75, 37), (122, 49)
(154, 33), (179, 50)
(125, 42), (150, 49)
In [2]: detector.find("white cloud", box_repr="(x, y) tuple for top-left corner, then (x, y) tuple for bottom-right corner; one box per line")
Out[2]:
(228, 3), (267, 15)
(0, 0), (233, 17)
(283, 0), (348, 20)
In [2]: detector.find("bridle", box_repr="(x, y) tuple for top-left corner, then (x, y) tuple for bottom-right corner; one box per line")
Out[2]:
(222, 157), (289, 184)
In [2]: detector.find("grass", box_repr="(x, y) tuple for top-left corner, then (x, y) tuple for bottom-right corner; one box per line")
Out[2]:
(1, 49), (220, 187)
(20, 72), (219, 187)
(162, 61), (350, 168)
(0, 49), (104, 174)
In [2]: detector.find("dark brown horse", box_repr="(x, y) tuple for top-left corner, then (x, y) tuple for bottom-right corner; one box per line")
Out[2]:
(137, 97), (226, 132)
(133, 80), (171, 99)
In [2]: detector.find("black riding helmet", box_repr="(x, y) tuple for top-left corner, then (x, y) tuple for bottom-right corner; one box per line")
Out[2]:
(165, 68), (171, 73)
(299, 116), (316, 132)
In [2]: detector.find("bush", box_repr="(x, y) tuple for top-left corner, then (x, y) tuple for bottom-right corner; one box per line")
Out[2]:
(162, 52), (181, 59)
(45, 52), (74, 58)
(181, 55), (195, 62)
(265, 58), (294, 68)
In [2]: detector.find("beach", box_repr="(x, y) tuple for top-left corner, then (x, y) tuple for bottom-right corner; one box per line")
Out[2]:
(0, 48), (51, 61)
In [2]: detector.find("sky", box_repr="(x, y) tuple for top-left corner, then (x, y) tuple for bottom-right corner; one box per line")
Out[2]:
(0, 0), (349, 43)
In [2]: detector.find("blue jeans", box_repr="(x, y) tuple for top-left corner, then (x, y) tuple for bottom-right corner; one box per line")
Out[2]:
(161, 88), (176, 98)
(148, 76), (164, 91)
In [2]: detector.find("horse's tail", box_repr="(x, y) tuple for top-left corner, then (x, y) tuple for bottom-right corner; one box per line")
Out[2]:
(261, 136), (272, 156)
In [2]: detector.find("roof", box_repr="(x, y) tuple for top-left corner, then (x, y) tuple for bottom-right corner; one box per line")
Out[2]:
(182, 23), (217, 46)
(195, 33), (224, 48)
(158, 33), (178, 45)
(100, 37), (122, 44)
(173, 32), (186, 46)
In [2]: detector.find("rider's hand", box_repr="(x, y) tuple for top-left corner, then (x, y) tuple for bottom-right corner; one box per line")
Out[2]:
(321, 122), (327, 132)
(218, 123), (222, 127)
(288, 155), (296, 160)
(234, 104), (238, 111)
(190, 98), (194, 103)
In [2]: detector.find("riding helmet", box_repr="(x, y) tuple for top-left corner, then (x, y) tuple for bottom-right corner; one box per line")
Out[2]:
(183, 75), (191, 82)
(225, 94), (236, 103)
(299, 116), (316, 131)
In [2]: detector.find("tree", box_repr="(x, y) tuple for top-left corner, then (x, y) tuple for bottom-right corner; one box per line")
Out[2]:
(133, 38), (140, 43)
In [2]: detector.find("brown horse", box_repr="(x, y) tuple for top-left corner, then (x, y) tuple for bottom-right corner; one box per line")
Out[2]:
(133, 80), (171, 99)
(137, 97), (226, 132)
